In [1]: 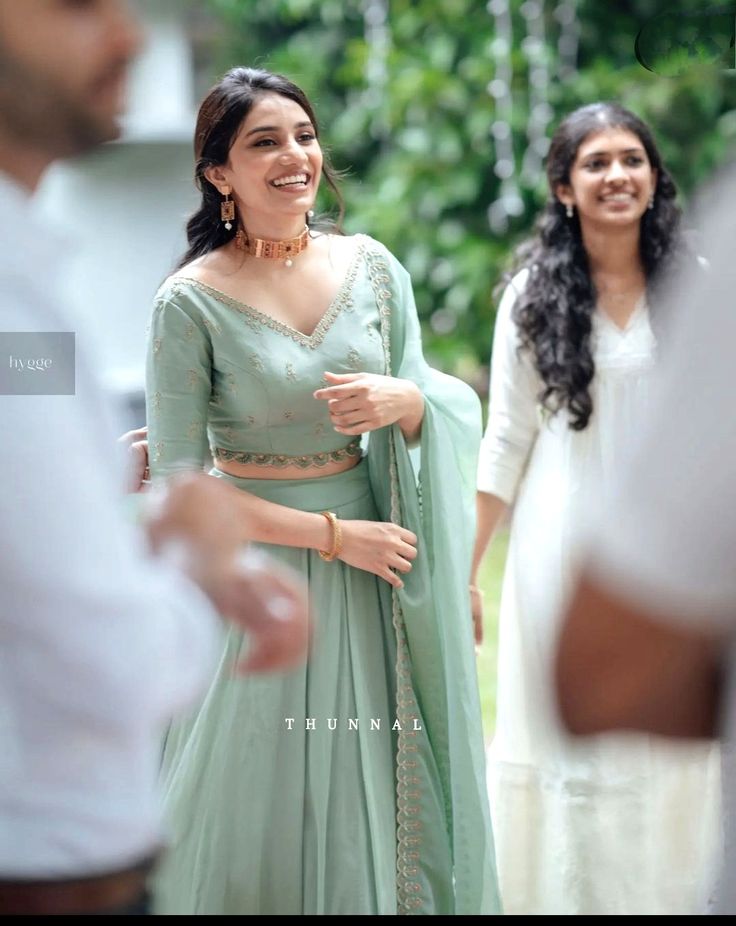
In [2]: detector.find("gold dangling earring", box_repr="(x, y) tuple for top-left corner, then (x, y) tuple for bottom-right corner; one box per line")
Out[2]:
(647, 192), (655, 211)
(220, 188), (235, 230)
(566, 203), (574, 219)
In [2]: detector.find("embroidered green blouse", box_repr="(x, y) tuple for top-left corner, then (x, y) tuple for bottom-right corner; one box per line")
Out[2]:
(146, 234), (388, 476)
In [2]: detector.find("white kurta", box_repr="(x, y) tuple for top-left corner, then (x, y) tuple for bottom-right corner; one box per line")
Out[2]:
(478, 270), (721, 915)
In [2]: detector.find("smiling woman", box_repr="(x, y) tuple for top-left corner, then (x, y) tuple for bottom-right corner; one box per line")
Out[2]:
(471, 102), (719, 915)
(146, 67), (500, 916)
(178, 69), (343, 270)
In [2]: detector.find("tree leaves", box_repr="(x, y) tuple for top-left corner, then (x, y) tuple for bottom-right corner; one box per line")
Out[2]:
(206, 0), (736, 384)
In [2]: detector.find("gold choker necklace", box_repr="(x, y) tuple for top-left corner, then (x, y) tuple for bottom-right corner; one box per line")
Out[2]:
(234, 225), (309, 267)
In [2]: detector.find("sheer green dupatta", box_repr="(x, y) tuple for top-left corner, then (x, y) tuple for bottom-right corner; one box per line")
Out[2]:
(364, 242), (501, 916)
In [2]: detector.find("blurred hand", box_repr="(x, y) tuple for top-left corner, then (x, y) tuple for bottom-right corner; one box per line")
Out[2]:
(117, 425), (149, 493)
(223, 549), (311, 674)
(470, 585), (484, 647)
(144, 473), (310, 673)
(339, 519), (417, 589)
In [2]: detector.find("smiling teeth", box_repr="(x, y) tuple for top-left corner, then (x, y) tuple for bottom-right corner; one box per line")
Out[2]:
(272, 174), (308, 187)
(602, 193), (633, 201)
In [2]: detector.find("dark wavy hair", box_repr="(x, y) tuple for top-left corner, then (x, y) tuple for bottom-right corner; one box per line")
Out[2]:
(509, 102), (685, 430)
(176, 67), (344, 270)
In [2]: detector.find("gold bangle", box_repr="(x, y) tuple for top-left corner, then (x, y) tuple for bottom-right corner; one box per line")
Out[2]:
(318, 511), (343, 561)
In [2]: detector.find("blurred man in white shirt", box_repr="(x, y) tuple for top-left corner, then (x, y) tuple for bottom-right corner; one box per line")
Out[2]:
(555, 170), (736, 912)
(0, 0), (309, 914)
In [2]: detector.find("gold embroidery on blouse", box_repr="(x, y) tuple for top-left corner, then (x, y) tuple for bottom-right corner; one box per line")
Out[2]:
(152, 337), (162, 355)
(241, 313), (264, 334)
(151, 391), (162, 414)
(186, 369), (198, 387)
(226, 372), (237, 395)
(153, 441), (164, 463)
(202, 317), (222, 335)
(347, 347), (362, 370)
(283, 411), (294, 420)
(171, 238), (365, 349)
(184, 322), (195, 341)
(249, 352), (264, 373)
(366, 246), (426, 914)
(187, 420), (203, 440)
(365, 253), (393, 380)
(285, 362), (297, 381)
(225, 426), (236, 443)
(213, 438), (361, 469)
(314, 422), (325, 437)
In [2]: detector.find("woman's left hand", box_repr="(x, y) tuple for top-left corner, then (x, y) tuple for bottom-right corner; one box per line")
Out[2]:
(314, 371), (424, 438)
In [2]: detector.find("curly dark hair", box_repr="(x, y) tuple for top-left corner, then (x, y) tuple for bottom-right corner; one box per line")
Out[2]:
(176, 67), (344, 270)
(509, 102), (685, 431)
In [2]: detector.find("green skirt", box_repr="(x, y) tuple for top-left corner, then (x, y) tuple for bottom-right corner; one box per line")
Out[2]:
(155, 460), (409, 915)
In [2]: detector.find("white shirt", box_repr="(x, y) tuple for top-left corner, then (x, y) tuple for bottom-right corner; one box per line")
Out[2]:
(587, 172), (736, 913)
(0, 172), (219, 877)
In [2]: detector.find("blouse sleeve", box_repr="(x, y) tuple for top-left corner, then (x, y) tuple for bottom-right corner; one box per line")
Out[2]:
(146, 293), (213, 479)
(477, 269), (541, 503)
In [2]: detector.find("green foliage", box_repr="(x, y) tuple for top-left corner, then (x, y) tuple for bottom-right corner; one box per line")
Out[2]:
(205, 0), (736, 383)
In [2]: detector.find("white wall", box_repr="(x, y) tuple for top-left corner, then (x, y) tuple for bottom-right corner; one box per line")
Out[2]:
(35, 0), (199, 426)
(37, 143), (197, 394)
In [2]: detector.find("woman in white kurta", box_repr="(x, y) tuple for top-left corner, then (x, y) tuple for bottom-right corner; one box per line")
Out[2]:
(472, 103), (720, 915)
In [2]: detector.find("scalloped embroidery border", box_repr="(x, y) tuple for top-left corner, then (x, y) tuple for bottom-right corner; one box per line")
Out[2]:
(365, 246), (426, 915)
(212, 437), (362, 469)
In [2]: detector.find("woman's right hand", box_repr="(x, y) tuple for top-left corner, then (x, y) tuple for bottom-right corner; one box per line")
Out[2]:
(338, 520), (418, 588)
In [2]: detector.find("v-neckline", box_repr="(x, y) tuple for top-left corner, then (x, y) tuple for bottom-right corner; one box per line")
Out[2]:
(596, 293), (647, 336)
(175, 236), (365, 349)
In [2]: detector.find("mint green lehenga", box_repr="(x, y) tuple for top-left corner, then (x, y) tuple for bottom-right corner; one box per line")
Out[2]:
(146, 235), (501, 915)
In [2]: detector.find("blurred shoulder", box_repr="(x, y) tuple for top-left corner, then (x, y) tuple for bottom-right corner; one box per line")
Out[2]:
(505, 267), (530, 299)
(490, 268), (532, 338)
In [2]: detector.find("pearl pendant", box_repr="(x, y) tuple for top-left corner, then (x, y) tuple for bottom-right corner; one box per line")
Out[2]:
(285, 258), (293, 268)
(225, 221), (232, 230)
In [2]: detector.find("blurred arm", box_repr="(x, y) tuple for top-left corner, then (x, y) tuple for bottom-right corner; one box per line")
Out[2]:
(557, 572), (722, 738)
(556, 188), (736, 743)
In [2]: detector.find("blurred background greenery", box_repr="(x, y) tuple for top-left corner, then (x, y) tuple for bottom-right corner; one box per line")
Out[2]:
(195, 0), (736, 735)
(202, 0), (736, 389)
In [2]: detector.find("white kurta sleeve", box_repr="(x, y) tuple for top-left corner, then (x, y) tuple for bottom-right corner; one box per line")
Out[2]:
(477, 268), (540, 504)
